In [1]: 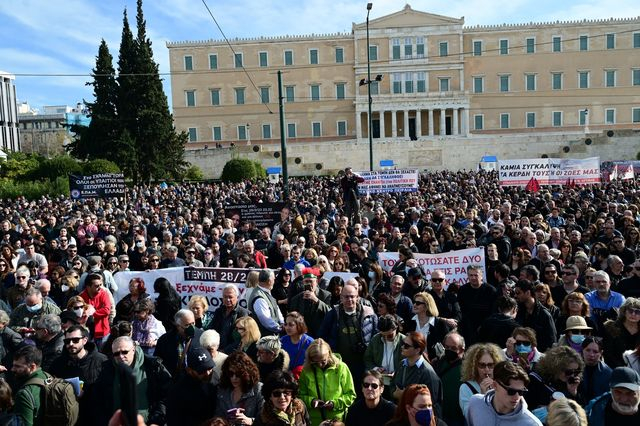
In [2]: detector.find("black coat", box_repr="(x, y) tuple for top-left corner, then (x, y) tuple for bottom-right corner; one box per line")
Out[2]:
(154, 328), (203, 379)
(478, 313), (520, 347)
(210, 304), (249, 353)
(405, 317), (452, 361)
(38, 332), (64, 373)
(166, 373), (217, 426)
(515, 301), (557, 352)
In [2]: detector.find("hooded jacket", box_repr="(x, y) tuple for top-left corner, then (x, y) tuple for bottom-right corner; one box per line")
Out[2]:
(466, 390), (542, 425)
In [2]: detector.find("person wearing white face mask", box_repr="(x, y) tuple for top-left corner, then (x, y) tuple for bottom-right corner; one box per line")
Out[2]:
(8, 288), (61, 335)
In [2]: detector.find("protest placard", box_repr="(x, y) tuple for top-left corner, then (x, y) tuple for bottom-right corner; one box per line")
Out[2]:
(498, 157), (600, 187)
(357, 169), (419, 194)
(69, 173), (126, 199)
(225, 202), (286, 228)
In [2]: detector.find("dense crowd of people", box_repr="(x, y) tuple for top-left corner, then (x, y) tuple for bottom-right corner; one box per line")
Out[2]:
(0, 168), (639, 426)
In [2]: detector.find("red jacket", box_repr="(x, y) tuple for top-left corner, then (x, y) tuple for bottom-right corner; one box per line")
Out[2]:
(80, 288), (111, 338)
(252, 250), (267, 268)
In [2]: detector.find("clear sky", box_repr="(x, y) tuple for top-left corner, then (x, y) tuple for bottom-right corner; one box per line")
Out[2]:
(2, 0), (639, 111)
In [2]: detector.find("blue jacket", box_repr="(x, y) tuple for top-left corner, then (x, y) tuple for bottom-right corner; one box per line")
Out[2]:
(585, 392), (612, 426)
(579, 360), (612, 402)
(318, 304), (378, 354)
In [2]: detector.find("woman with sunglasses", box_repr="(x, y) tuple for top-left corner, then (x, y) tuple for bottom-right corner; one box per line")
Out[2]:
(459, 342), (503, 415)
(407, 293), (451, 361)
(386, 383), (446, 426)
(504, 327), (544, 373)
(602, 297), (640, 368)
(215, 351), (264, 425)
(509, 247), (527, 277)
(255, 370), (310, 426)
(526, 345), (585, 410)
(579, 336), (612, 402)
(298, 339), (356, 426)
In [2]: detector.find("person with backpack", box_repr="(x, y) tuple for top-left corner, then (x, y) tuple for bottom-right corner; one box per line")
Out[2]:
(11, 345), (79, 426)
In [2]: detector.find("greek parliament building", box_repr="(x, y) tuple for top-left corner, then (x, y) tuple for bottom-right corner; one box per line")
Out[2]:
(167, 5), (640, 176)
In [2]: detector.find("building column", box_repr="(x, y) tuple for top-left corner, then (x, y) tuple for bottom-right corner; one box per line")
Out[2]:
(379, 110), (385, 139)
(463, 108), (470, 136)
(404, 110), (410, 138)
(428, 109), (434, 136)
(356, 112), (363, 140)
(453, 108), (459, 135)
(415, 109), (422, 138)
(391, 110), (397, 138)
(439, 108), (446, 136)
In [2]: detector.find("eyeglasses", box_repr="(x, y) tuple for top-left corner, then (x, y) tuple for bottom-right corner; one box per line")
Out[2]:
(413, 301), (425, 306)
(108, 262), (117, 266)
(113, 348), (133, 357)
(362, 382), (380, 389)
(401, 342), (416, 349)
(478, 362), (494, 369)
(431, 278), (444, 282)
(515, 340), (531, 346)
(149, 259), (160, 262)
(16, 276), (28, 280)
(545, 270), (557, 274)
(497, 381), (528, 396)
(120, 259), (129, 263)
(627, 307), (640, 316)
(563, 368), (581, 377)
(271, 390), (292, 398)
(236, 327), (245, 332)
(63, 337), (83, 345)
(562, 271), (575, 276)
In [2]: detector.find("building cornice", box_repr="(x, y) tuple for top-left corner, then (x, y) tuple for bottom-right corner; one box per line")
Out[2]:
(167, 32), (353, 48)
(464, 16), (640, 32)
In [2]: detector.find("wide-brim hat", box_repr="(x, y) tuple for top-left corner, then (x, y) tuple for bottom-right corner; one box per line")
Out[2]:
(564, 315), (593, 332)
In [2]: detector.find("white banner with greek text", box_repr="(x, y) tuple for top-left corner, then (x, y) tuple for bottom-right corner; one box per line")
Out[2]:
(357, 169), (419, 194)
(498, 157), (600, 186)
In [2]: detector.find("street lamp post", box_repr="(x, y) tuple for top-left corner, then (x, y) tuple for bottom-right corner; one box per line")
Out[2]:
(366, 2), (373, 171)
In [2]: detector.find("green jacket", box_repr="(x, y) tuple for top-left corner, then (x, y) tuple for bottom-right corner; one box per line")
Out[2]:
(363, 332), (405, 372)
(14, 369), (47, 426)
(298, 354), (356, 426)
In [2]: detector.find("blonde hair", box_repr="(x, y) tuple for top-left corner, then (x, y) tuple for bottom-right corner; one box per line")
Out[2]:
(235, 316), (261, 348)
(546, 398), (588, 426)
(303, 338), (339, 370)
(245, 270), (260, 289)
(188, 295), (209, 312)
(414, 292), (439, 317)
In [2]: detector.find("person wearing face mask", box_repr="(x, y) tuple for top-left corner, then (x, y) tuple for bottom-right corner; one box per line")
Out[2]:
(386, 383), (447, 426)
(557, 316), (593, 354)
(9, 287), (61, 335)
(166, 346), (218, 426)
(504, 327), (544, 373)
(154, 309), (203, 380)
(433, 332), (465, 426)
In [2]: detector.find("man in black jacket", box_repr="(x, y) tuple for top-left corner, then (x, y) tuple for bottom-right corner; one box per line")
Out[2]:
(514, 279), (557, 351)
(34, 314), (64, 373)
(210, 284), (249, 352)
(478, 296), (520, 347)
(154, 309), (203, 379)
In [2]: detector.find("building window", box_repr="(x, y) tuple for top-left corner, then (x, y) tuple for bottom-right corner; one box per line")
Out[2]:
(474, 115), (484, 130)
(526, 37), (535, 53)
(310, 85), (320, 101)
(210, 89), (220, 106)
(310, 49), (319, 65)
(499, 39), (509, 55)
(416, 72), (426, 92)
(392, 73), (402, 94)
(284, 50), (293, 66)
(579, 35), (588, 51)
(235, 88), (245, 105)
(209, 54), (218, 70)
(285, 86), (295, 102)
(185, 90), (196, 107)
(635, 33), (640, 48)
(416, 37), (425, 58)
(632, 69), (640, 86)
(605, 108), (615, 124)
(439, 41), (448, 57)
(606, 33), (615, 49)
(552, 36), (562, 52)
(259, 52), (268, 67)
(184, 55), (193, 71)
(579, 109), (588, 125)
(473, 40), (482, 56)
(579, 71), (589, 89)
(335, 47), (344, 63)
(237, 125), (247, 140)
(370, 81), (379, 95)
(404, 38), (413, 57)
(234, 53), (243, 68)
(552, 111), (563, 127)
(312, 122), (322, 137)
(526, 112), (536, 128)
(405, 72), (414, 93)
(500, 113), (510, 129)
(525, 74), (536, 91)
(188, 127), (197, 142)
(632, 108), (640, 123)
(392, 38), (401, 60)
(336, 83), (346, 100)
(605, 70), (616, 87)
(473, 76), (484, 93)
(369, 45), (378, 61)
(337, 120), (347, 136)
(552, 72), (563, 90)
(499, 75), (510, 92)
(212, 126), (222, 141)
(262, 124), (271, 139)
(439, 78), (450, 92)
(260, 87), (270, 104)
(287, 123), (296, 138)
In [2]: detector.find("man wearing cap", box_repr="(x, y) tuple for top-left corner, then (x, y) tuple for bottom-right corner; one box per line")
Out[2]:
(166, 346), (217, 426)
(402, 267), (428, 300)
(288, 268), (331, 336)
(586, 366), (640, 424)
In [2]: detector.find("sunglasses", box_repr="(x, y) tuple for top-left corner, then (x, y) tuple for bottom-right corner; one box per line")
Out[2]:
(271, 390), (292, 398)
(431, 278), (444, 282)
(401, 342), (416, 349)
(515, 340), (531, 346)
(497, 381), (528, 396)
(63, 337), (83, 345)
(362, 382), (380, 389)
(413, 301), (425, 306)
(113, 348), (133, 357)
(478, 362), (494, 369)
(627, 307), (640, 316)
(563, 368), (581, 377)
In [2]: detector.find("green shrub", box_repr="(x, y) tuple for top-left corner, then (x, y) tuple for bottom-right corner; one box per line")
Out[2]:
(0, 152), (42, 181)
(220, 158), (265, 182)
(30, 155), (82, 181)
(0, 176), (69, 200)
(82, 159), (121, 175)
(184, 165), (204, 181)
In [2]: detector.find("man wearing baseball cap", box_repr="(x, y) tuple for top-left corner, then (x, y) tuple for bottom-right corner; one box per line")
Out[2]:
(585, 366), (640, 424)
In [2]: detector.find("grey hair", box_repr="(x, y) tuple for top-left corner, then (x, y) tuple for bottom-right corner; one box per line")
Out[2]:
(16, 265), (30, 278)
(200, 329), (221, 350)
(592, 270), (610, 283)
(174, 308), (194, 324)
(607, 255), (623, 267)
(25, 287), (42, 298)
(36, 278), (51, 289)
(258, 269), (273, 283)
(223, 283), (239, 296)
(256, 335), (281, 353)
(36, 314), (62, 334)
(112, 336), (135, 348)
(0, 311), (10, 325)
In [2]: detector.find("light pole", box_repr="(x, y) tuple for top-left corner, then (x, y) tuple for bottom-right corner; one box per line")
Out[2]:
(366, 3), (373, 171)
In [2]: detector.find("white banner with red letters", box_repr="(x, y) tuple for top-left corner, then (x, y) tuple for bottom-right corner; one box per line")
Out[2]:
(498, 157), (600, 187)
(357, 169), (419, 194)
(377, 248), (486, 286)
(114, 267), (250, 312)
